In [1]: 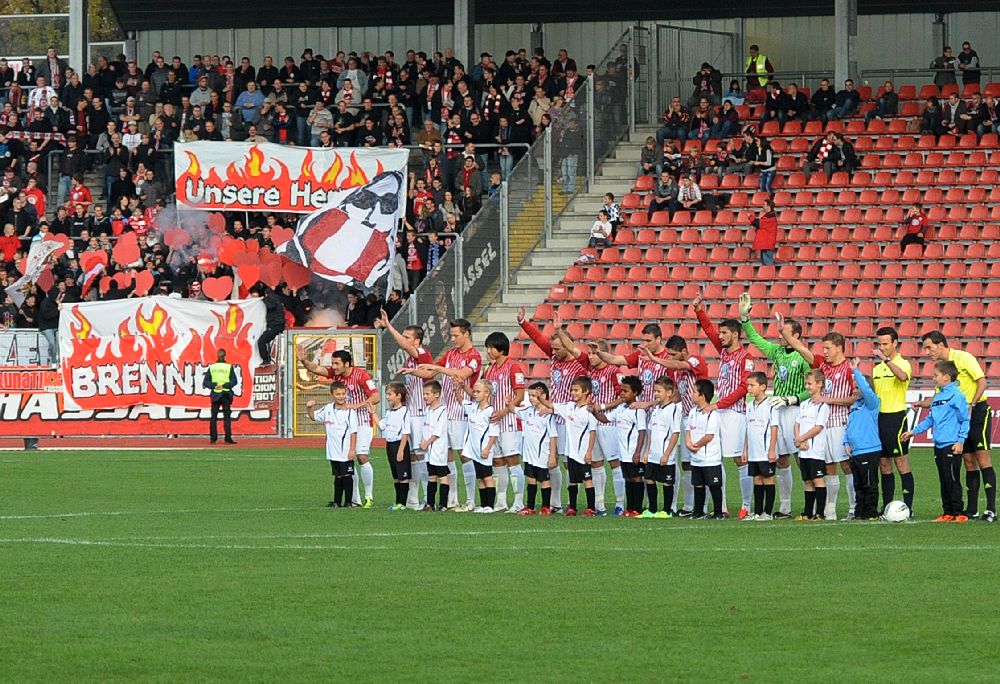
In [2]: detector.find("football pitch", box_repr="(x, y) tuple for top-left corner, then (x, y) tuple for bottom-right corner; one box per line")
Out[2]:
(2, 447), (996, 681)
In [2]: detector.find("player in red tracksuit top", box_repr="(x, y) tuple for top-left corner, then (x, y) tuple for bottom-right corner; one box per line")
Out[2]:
(693, 293), (755, 518)
(779, 319), (859, 520)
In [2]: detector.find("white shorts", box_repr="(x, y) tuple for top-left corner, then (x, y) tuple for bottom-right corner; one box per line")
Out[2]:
(717, 409), (747, 459)
(448, 420), (468, 455)
(498, 431), (522, 457)
(824, 425), (848, 464)
(774, 404), (800, 456)
(355, 425), (373, 455)
(554, 417), (567, 456)
(594, 424), (619, 463)
(409, 415), (426, 455)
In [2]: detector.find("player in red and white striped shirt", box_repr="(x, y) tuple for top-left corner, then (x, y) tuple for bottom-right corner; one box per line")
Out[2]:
(547, 318), (625, 515)
(298, 347), (380, 508)
(518, 307), (590, 510)
(640, 336), (710, 516)
(379, 310), (435, 509)
(482, 331), (527, 512)
(595, 323), (671, 404)
(780, 321), (860, 520)
(693, 293), (756, 518)
(414, 318), (482, 510)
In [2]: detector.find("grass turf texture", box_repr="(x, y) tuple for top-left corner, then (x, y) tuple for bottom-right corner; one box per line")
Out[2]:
(2, 447), (996, 681)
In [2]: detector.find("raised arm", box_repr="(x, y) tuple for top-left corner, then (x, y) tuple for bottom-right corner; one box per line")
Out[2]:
(851, 363), (880, 411)
(517, 306), (553, 357)
(694, 297), (723, 353)
(378, 309), (421, 359)
(776, 312), (815, 365)
(739, 294), (781, 359)
(297, 346), (333, 378)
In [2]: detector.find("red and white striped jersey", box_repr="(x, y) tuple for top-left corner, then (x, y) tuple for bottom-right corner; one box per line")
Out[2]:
(624, 347), (672, 403)
(717, 347), (754, 413)
(549, 356), (590, 403)
(814, 354), (855, 427)
(483, 357), (526, 433)
(332, 366), (378, 426)
(587, 361), (622, 406)
(672, 355), (710, 414)
(438, 346), (483, 420)
(403, 346), (435, 416)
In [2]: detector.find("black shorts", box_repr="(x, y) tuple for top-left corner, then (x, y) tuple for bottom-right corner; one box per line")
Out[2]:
(645, 462), (674, 484)
(386, 440), (412, 480)
(691, 464), (722, 487)
(525, 463), (550, 482)
(621, 462), (645, 480)
(567, 459), (593, 484)
(748, 461), (776, 478)
(878, 411), (910, 458)
(427, 464), (450, 478)
(965, 401), (993, 453)
(473, 461), (493, 480)
(330, 460), (355, 477)
(798, 457), (825, 481)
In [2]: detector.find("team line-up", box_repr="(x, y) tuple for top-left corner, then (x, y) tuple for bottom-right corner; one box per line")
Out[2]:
(298, 293), (994, 523)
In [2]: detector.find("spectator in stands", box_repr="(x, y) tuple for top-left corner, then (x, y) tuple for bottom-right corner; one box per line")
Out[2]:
(784, 84), (809, 124)
(587, 209), (613, 250)
(724, 128), (756, 178)
(710, 100), (740, 140)
(691, 62), (723, 106)
(677, 175), (703, 211)
(307, 100), (333, 146)
(759, 81), (790, 125)
(656, 97), (690, 147)
(751, 136), (777, 195)
(865, 81), (899, 124)
(345, 289), (368, 327)
(930, 47), (958, 90)
(403, 229), (426, 290)
(691, 98), (715, 144)
(744, 45), (774, 92)
(639, 135), (663, 176)
(941, 92), (967, 136)
(979, 95), (999, 136)
(958, 93), (984, 134)
(750, 197), (778, 265)
(958, 41), (981, 87)
(810, 78), (835, 121)
(723, 80), (744, 106)
(646, 170), (678, 220)
(827, 79), (861, 120)
(603, 193), (622, 239)
(833, 133), (860, 175)
(898, 202), (929, 251)
(921, 96), (944, 136)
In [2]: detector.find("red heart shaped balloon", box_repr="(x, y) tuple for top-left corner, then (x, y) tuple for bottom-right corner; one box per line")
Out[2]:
(113, 271), (133, 290)
(237, 263), (260, 289)
(79, 250), (108, 274)
(36, 268), (55, 293)
(163, 228), (191, 249)
(112, 232), (141, 266)
(281, 259), (312, 290)
(44, 233), (72, 258)
(99, 275), (112, 295)
(202, 276), (234, 301)
(133, 269), (155, 296)
(207, 212), (227, 235)
(270, 226), (294, 248)
(259, 260), (283, 288)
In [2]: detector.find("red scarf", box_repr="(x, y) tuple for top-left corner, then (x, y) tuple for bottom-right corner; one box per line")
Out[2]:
(818, 140), (833, 161)
(484, 93), (502, 120)
(461, 166), (475, 189)
(564, 76), (577, 100)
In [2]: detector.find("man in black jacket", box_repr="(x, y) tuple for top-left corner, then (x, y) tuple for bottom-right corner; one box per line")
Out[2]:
(810, 79), (836, 120)
(759, 81), (791, 125)
(690, 62), (723, 106)
(253, 285), (286, 366)
(827, 79), (861, 120)
(39, 286), (62, 364)
(865, 81), (899, 124)
(785, 84), (810, 123)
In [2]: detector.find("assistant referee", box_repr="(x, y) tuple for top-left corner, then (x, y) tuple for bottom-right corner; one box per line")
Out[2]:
(873, 327), (914, 514)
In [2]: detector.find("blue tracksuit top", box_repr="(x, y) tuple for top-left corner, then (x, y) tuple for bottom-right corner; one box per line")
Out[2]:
(911, 381), (970, 447)
(844, 368), (882, 455)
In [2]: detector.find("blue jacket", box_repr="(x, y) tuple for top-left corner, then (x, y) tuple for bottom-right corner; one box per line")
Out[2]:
(844, 368), (881, 455)
(912, 381), (969, 447)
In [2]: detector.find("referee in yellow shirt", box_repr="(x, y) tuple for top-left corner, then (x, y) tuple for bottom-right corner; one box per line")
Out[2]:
(921, 331), (994, 522)
(873, 327), (914, 514)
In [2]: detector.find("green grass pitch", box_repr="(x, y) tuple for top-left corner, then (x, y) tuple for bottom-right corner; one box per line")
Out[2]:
(2, 447), (996, 681)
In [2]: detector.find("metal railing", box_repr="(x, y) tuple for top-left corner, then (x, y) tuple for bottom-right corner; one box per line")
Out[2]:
(859, 67), (1000, 91)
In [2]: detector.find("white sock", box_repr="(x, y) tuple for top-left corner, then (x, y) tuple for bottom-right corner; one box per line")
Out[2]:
(846, 473), (856, 513)
(683, 469), (694, 512)
(495, 465), (509, 509)
(777, 465), (793, 514)
(720, 462), (729, 514)
(738, 463), (753, 510)
(510, 464), (525, 507)
(592, 464), (607, 511)
(672, 463), (681, 509)
(447, 461), (459, 507)
(825, 474), (840, 518)
(359, 461), (374, 500)
(549, 464), (563, 508)
(407, 460), (426, 507)
(612, 465), (626, 508)
(352, 471), (360, 505)
(461, 460), (476, 505)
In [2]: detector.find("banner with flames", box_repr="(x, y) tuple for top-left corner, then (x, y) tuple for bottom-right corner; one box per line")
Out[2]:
(58, 297), (267, 410)
(173, 142), (409, 214)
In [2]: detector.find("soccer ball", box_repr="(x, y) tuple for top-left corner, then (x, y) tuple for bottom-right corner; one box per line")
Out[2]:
(883, 501), (910, 522)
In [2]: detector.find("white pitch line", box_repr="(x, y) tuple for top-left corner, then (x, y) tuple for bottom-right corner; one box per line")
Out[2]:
(0, 506), (315, 520)
(0, 537), (995, 553)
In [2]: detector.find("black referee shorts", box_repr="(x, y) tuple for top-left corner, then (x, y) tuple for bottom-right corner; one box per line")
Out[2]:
(878, 411), (910, 459)
(965, 401), (993, 453)
(386, 440), (412, 480)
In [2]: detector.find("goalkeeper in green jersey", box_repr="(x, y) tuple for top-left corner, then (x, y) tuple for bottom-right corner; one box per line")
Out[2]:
(738, 293), (811, 518)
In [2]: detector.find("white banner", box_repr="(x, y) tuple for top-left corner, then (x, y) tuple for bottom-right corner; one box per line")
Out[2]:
(6, 239), (61, 307)
(173, 141), (409, 214)
(59, 296), (266, 410)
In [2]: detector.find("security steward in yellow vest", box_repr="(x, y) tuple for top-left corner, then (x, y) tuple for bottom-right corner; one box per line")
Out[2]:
(745, 44), (774, 91)
(203, 349), (237, 444)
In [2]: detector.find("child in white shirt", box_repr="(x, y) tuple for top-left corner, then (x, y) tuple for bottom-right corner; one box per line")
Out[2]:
(537, 375), (598, 516)
(794, 370), (831, 521)
(374, 381), (411, 511)
(685, 379), (725, 519)
(307, 381), (358, 508)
